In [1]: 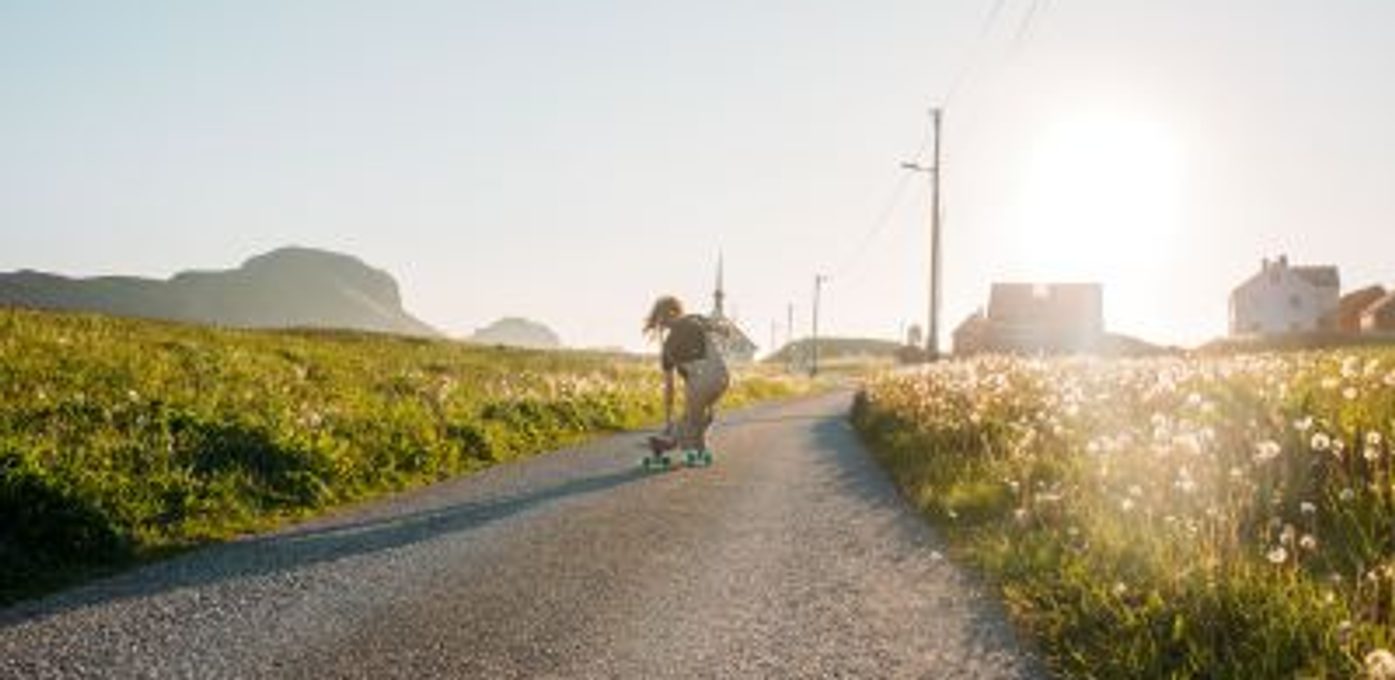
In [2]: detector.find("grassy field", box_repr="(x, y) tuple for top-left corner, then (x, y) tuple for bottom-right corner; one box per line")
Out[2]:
(854, 350), (1395, 678)
(0, 307), (810, 605)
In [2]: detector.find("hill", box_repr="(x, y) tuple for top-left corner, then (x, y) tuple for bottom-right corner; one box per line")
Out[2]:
(469, 317), (562, 349)
(0, 246), (439, 337)
(764, 337), (906, 364)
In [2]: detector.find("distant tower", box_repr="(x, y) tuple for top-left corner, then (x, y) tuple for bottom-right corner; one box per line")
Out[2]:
(713, 251), (726, 317)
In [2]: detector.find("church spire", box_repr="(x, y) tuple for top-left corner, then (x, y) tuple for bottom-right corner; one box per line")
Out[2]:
(713, 251), (726, 317)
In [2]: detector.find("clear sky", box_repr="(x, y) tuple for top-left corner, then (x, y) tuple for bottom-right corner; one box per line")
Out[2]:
(2, 1), (1392, 352)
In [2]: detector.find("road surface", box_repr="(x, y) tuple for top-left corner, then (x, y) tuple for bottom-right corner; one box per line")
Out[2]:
(1, 392), (1042, 678)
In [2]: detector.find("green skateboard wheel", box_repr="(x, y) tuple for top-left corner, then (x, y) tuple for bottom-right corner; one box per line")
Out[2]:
(641, 455), (671, 471)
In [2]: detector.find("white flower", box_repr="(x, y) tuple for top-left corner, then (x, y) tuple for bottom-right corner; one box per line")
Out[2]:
(1299, 534), (1318, 551)
(1267, 545), (1289, 564)
(1128, 485), (1144, 498)
(1300, 501), (1317, 515)
(1340, 488), (1357, 502)
(1253, 440), (1282, 464)
(1366, 649), (1395, 680)
(1121, 498), (1136, 513)
(1369, 432), (1384, 448)
(1311, 432), (1332, 452)
(1111, 582), (1128, 597)
(1294, 416), (1314, 432)
(1344, 386), (1359, 401)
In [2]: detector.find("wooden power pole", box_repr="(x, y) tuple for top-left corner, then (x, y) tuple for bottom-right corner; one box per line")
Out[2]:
(902, 108), (944, 359)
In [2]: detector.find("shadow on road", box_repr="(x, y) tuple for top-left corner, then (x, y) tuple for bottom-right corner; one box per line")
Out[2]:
(2, 464), (652, 628)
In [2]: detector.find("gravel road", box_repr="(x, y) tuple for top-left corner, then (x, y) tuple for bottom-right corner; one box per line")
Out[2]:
(1, 392), (1043, 679)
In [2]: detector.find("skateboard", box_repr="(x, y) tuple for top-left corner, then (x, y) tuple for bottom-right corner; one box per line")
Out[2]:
(639, 435), (714, 470)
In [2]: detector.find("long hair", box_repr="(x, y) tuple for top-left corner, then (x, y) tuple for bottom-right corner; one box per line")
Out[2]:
(644, 296), (683, 341)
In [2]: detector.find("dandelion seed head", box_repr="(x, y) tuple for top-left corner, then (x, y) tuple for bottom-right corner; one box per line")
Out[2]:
(1366, 649), (1395, 680)
(1266, 545), (1289, 564)
(1253, 440), (1282, 464)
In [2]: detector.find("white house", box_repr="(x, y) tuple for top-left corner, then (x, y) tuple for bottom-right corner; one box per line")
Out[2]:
(1229, 256), (1340, 337)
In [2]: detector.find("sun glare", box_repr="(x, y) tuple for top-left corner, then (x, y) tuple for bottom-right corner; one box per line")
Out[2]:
(1014, 111), (1184, 282)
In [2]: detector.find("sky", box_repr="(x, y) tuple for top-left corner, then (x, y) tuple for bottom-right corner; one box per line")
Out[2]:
(2, 0), (1393, 352)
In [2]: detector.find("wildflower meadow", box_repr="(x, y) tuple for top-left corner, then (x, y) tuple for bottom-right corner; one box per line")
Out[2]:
(0, 307), (808, 605)
(854, 349), (1395, 677)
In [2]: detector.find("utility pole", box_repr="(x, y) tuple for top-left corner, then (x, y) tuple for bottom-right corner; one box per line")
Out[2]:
(787, 303), (794, 346)
(811, 274), (827, 376)
(901, 107), (943, 359)
(786, 302), (795, 373)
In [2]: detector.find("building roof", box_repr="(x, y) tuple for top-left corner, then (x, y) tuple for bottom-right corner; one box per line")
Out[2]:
(1292, 266), (1340, 289)
(709, 314), (757, 351)
(987, 283), (1102, 324)
(1365, 291), (1395, 318)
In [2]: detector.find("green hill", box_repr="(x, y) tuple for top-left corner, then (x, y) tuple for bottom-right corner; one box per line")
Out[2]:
(764, 337), (907, 365)
(0, 246), (440, 337)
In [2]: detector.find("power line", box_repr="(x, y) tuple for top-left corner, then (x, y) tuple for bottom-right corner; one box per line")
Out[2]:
(1011, 0), (1051, 54)
(829, 172), (915, 281)
(943, 0), (1013, 109)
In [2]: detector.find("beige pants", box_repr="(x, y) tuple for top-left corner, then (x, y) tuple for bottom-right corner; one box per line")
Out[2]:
(678, 352), (729, 451)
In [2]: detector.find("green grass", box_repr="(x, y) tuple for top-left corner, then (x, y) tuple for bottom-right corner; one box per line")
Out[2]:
(0, 306), (810, 605)
(853, 351), (1395, 678)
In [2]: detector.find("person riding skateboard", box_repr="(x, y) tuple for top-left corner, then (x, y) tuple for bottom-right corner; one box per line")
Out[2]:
(644, 295), (730, 466)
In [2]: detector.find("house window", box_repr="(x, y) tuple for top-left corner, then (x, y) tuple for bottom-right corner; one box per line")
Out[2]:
(1289, 294), (1302, 309)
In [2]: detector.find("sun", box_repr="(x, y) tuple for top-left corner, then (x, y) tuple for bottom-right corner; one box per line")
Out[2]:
(1013, 110), (1184, 282)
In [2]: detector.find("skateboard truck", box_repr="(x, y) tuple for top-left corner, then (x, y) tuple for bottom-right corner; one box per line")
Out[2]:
(641, 434), (678, 470)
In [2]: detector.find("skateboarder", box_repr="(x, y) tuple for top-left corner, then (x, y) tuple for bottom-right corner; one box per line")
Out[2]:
(644, 295), (730, 466)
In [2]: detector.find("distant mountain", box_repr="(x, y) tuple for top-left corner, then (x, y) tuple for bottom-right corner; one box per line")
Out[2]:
(469, 317), (562, 349)
(0, 247), (440, 337)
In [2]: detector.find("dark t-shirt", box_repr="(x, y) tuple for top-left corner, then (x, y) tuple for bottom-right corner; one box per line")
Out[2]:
(661, 315), (710, 371)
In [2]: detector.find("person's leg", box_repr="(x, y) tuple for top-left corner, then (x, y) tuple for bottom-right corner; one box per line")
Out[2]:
(680, 365), (706, 451)
(691, 361), (729, 453)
